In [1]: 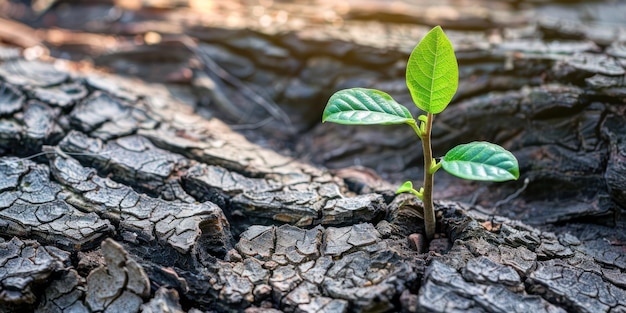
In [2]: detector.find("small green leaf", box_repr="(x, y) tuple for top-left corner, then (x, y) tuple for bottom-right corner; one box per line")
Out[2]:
(406, 26), (458, 114)
(322, 88), (414, 125)
(396, 181), (415, 194)
(441, 142), (519, 181)
(396, 181), (424, 200)
(430, 159), (442, 174)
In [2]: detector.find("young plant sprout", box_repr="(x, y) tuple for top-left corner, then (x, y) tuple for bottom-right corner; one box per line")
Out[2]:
(321, 26), (519, 240)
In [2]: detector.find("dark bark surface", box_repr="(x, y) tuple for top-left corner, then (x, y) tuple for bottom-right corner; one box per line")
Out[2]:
(0, 1), (625, 312)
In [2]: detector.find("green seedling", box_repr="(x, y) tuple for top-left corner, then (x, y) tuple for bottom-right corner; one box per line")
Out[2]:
(321, 26), (519, 240)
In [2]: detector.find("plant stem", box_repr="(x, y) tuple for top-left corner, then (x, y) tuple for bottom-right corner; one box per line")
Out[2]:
(408, 121), (422, 140)
(421, 113), (436, 240)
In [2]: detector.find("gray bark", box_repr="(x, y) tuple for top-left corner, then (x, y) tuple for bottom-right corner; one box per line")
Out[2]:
(0, 1), (625, 312)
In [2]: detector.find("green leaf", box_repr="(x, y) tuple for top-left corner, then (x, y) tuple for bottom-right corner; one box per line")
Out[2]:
(406, 26), (458, 114)
(396, 181), (424, 200)
(441, 142), (519, 181)
(396, 181), (415, 194)
(322, 88), (414, 125)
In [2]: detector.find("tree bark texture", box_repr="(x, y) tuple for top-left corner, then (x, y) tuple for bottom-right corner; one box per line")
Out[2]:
(0, 1), (625, 312)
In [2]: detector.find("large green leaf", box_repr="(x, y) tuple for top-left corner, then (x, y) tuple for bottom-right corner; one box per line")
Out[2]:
(406, 26), (458, 114)
(441, 142), (519, 181)
(322, 88), (414, 125)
